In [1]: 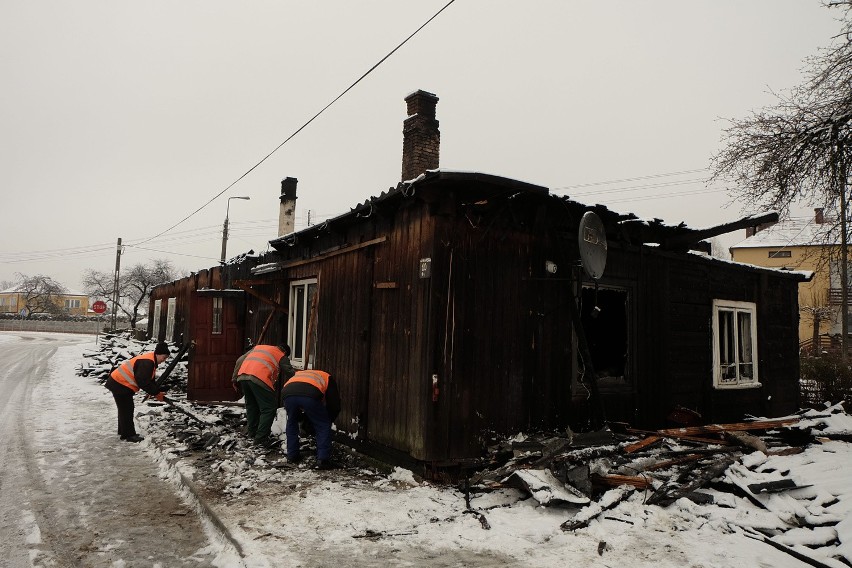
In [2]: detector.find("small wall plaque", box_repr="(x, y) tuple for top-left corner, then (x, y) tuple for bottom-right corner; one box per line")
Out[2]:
(419, 257), (432, 279)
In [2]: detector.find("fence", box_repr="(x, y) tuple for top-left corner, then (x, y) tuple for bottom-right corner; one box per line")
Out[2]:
(0, 319), (120, 334)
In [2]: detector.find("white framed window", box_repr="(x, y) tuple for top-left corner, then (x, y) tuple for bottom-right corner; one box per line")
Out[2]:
(64, 299), (81, 309)
(712, 299), (759, 389)
(212, 297), (223, 335)
(165, 297), (176, 341)
(152, 299), (162, 339)
(288, 278), (318, 369)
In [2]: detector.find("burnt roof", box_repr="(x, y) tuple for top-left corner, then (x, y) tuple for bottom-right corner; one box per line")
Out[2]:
(267, 170), (776, 259)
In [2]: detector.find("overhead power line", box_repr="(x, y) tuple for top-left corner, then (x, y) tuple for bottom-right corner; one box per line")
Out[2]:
(133, 0), (457, 248)
(128, 245), (220, 261)
(564, 177), (710, 197)
(555, 168), (708, 191)
(605, 187), (724, 204)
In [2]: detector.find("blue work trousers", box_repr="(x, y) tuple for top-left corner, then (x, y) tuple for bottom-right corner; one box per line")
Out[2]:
(283, 395), (332, 461)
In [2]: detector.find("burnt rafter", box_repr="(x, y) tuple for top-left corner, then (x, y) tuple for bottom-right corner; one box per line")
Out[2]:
(232, 280), (288, 313)
(661, 211), (779, 251)
(617, 211), (779, 253)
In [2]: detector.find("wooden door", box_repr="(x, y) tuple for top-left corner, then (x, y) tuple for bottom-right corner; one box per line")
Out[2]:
(188, 291), (245, 401)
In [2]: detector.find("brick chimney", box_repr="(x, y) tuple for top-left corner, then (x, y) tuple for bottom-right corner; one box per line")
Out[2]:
(278, 177), (297, 237)
(815, 207), (825, 224)
(402, 90), (440, 181)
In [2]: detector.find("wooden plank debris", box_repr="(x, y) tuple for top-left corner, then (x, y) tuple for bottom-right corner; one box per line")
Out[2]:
(503, 469), (590, 506)
(741, 527), (838, 568)
(653, 418), (800, 437)
(623, 435), (662, 454)
(626, 428), (731, 446)
(724, 431), (768, 453)
(591, 474), (653, 490)
(561, 486), (635, 531)
(646, 456), (738, 507)
(747, 479), (812, 494)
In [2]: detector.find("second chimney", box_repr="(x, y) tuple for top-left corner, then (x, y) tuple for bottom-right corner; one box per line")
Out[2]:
(402, 90), (440, 182)
(278, 177), (297, 237)
(815, 207), (825, 224)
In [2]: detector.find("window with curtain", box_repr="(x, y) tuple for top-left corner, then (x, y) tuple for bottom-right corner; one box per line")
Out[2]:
(712, 300), (759, 389)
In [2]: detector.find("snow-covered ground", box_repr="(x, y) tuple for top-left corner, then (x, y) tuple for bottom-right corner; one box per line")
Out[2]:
(44, 333), (852, 566)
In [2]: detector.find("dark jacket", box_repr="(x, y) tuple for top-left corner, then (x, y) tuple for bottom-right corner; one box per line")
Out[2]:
(105, 357), (161, 396)
(282, 373), (341, 422)
(232, 348), (296, 392)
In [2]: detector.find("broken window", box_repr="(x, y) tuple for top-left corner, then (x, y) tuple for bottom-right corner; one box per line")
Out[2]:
(152, 299), (161, 339)
(578, 286), (629, 391)
(712, 300), (759, 389)
(165, 297), (176, 342)
(211, 297), (223, 335)
(288, 279), (318, 369)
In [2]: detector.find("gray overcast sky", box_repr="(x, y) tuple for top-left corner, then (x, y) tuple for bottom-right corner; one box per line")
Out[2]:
(0, 1), (842, 290)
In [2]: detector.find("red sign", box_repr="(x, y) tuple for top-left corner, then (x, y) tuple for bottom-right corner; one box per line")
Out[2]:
(92, 300), (108, 314)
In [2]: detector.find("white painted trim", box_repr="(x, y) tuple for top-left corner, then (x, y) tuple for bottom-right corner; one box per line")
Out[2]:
(712, 299), (759, 390)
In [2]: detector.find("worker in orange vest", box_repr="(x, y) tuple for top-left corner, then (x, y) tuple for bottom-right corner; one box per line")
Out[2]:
(281, 369), (340, 469)
(232, 343), (295, 447)
(105, 342), (170, 443)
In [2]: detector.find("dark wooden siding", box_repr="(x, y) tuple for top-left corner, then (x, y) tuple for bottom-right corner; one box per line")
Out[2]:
(427, 199), (576, 461)
(631, 249), (801, 427)
(188, 293), (244, 401)
(150, 180), (803, 464)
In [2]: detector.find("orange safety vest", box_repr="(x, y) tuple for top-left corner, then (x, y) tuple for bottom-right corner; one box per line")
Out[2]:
(237, 345), (286, 390)
(284, 369), (330, 394)
(111, 352), (157, 393)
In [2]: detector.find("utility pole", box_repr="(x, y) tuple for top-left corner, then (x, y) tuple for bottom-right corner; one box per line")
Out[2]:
(221, 196), (250, 265)
(111, 237), (122, 331)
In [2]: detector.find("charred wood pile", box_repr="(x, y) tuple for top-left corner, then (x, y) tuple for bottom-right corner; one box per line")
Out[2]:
(463, 407), (849, 568)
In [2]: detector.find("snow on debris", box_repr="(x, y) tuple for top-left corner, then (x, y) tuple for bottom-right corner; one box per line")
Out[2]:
(73, 332), (852, 567)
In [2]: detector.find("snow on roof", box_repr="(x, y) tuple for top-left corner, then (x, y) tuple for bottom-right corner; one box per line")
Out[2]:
(689, 251), (814, 281)
(0, 284), (87, 296)
(730, 217), (836, 249)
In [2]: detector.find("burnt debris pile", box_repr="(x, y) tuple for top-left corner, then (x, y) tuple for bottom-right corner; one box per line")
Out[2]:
(78, 332), (189, 393)
(462, 404), (851, 566)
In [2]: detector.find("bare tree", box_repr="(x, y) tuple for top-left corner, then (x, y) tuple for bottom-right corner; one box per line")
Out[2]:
(122, 259), (177, 330)
(712, 1), (852, 356)
(82, 259), (178, 330)
(801, 289), (836, 355)
(13, 273), (67, 319)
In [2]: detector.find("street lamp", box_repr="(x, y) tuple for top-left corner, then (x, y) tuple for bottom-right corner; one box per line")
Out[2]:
(221, 196), (251, 264)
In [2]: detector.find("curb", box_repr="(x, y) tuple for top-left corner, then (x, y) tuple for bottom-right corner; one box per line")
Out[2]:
(146, 440), (247, 562)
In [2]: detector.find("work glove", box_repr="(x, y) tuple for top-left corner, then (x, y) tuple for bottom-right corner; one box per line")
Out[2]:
(155, 392), (166, 402)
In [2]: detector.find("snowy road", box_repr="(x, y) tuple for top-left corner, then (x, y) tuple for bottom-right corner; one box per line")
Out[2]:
(0, 333), (220, 567)
(5, 331), (852, 568)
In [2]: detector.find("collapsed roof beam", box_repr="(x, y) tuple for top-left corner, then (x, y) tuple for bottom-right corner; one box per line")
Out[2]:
(660, 211), (779, 252)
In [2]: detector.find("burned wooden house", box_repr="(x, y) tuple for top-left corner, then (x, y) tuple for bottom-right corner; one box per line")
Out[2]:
(149, 90), (807, 466)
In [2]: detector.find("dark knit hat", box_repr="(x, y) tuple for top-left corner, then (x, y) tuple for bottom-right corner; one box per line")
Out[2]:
(154, 342), (170, 356)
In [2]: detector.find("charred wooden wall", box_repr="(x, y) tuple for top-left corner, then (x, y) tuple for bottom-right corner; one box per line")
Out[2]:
(273, 196), (437, 460)
(424, 191), (576, 461)
(148, 268), (221, 345)
(148, 260), (260, 345)
(147, 178), (803, 465)
(633, 248), (801, 427)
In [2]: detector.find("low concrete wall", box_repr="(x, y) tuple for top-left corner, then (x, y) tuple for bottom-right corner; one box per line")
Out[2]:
(0, 320), (114, 334)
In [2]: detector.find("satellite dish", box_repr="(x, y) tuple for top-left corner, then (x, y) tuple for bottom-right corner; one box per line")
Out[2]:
(578, 211), (607, 280)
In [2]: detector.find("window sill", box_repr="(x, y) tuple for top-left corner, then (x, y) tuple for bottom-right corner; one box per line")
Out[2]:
(713, 382), (762, 390)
